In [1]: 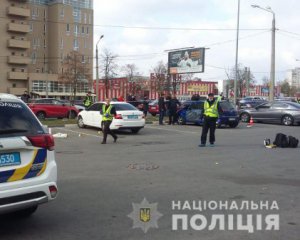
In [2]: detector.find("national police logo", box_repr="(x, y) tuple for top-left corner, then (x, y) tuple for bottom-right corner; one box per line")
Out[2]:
(140, 208), (150, 222)
(128, 198), (163, 233)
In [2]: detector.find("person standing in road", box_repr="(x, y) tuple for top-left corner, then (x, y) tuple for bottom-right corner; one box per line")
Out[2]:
(100, 98), (118, 144)
(158, 93), (166, 125)
(199, 93), (222, 147)
(143, 97), (149, 117)
(21, 90), (31, 103)
(83, 91), (93, 109)
(168, 95), (181, 125)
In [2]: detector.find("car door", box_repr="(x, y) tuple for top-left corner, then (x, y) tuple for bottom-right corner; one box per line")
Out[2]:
(253, 102), (273, 122)
(85, 103), (103, 128)
(270, 102), (289, 123)
(52, 100), (67, 117)
(186, 102), (203, 123)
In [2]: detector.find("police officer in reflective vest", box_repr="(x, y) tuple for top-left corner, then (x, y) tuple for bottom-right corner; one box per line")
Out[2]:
(83, 91), (93, 109)
(100, 98), (118, 144)
(200, 93), (222, 147)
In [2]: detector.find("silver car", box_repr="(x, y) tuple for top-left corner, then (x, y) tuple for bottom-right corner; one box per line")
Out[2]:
(239, 101), (300, 126)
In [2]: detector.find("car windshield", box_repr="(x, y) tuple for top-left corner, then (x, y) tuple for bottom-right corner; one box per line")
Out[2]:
(113, 103), (138, 111)
(220, 101), (235, 111)
(0, 100), (45, 138)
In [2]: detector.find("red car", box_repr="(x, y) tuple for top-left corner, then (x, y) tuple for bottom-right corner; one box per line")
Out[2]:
(148, 100), (159, 116)
(28, 98), (79, 120)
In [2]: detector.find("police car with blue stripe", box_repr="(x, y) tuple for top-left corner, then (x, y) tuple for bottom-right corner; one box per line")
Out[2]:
(0, 94), (58, 216)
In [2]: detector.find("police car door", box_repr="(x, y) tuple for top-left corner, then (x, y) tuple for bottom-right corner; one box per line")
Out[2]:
(90, 103), (103, 128)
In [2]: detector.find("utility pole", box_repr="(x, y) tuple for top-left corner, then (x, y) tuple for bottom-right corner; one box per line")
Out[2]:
(245, 67), (250, 97)
(234, 0), (241, 105)
(96, 35), (104, 101)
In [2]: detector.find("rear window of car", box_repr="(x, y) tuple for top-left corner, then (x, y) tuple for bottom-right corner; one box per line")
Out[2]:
(220, 101), (235, 111)
(113, 103), (138, 111)
(0, 100), (45, 138)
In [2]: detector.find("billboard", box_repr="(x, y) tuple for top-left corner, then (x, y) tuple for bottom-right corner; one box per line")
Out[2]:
(168, 48), (205, 74)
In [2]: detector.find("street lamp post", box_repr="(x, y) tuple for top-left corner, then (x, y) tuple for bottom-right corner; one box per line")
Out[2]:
(96, 35), (104, 101)
(234, 0), (241, 106)
(252, 5), (276, 101)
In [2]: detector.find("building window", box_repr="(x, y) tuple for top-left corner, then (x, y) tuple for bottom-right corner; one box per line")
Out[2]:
(60, 7), (64, 18)
(29, 23), (33, 32)
(73, 39), (79, 50)
(74, 24), (79, 35)
(89, 14), (92, 24)
(12, 83), (17, 88)
(60, 38), (64, 49)
(66, 23), (70, 32)
(82, 26), (84, 34)
(32, 52), (37, 64)
(84, 13), (87, 24)
(86, 27), (89, 35)
(44, 24), (47, 33)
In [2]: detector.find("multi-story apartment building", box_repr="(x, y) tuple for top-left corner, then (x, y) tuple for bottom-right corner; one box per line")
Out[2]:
(0, 0), (93, 98)
(286, 68), (300, 89)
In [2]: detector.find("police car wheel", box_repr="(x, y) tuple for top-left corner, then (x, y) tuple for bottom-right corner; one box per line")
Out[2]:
(77, 116), (85, 128)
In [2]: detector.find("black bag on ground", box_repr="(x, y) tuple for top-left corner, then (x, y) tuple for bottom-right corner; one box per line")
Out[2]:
(288, 136), (299, 148)
(273, 133), (289, 148)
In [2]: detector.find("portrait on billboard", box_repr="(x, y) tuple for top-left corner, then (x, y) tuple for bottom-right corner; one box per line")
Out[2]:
(168, 48), (205, 74)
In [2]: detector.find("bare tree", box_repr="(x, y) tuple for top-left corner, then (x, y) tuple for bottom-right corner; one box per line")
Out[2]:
(226, 64), (255, 98)
(151, 61), (168, 94)
(122, 64), (140, 82)
(101, 48), (118, 98)
(59, 51), (92, 102)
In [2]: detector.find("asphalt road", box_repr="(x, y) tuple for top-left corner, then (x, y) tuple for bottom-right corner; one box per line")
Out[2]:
(0, 122), (299, 240)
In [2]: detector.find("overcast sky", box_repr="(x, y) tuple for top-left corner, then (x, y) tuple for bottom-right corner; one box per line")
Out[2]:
(93, 0), (300, 86)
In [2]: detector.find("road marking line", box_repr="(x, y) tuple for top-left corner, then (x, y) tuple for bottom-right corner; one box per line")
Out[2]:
(146, 126), (199, 135)
(55, 128), (103, 139)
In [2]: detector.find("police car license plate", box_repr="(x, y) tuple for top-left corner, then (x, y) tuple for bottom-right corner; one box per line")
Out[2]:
(229, 118), (236, 121)
(0, 152), (21, 167)
(128, 115), (138, 119)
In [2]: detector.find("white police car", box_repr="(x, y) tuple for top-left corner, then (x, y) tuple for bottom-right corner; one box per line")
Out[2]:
(0, 94), (58, 216)
(77, 102), (145, 133)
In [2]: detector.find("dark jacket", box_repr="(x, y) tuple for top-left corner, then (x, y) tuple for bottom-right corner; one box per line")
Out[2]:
(168, 98), (180, 111)
(158, 97), (166, 111)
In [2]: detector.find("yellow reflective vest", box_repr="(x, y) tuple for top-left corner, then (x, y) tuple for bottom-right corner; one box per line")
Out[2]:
(102, 105), (114, 121)
(204, 96), (221, 118)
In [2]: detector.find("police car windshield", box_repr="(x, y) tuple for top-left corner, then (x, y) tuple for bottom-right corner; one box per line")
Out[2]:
(0, 100), (45, 138)
(220, 101), (235, 111)
(113, 103), (138, 111)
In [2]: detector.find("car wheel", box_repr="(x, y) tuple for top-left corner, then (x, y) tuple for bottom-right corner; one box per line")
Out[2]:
(151, 113), (157, 117)
(36, 111), (46, 120)
(14, 206), (38, 217)
(281, 115), (294, 126)
(240, 113), (250, 122)
(131, 128), (141, 134)
(69, 110), (77, 119)
(229, 122), (239, 128)
(77, 116), (85, 128)
(178, 116), (186, 125)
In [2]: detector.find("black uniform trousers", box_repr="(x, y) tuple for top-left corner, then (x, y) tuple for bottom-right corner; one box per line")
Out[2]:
(201, 116), (217, 145)
(102, 120), (117, 143)
(168, 110), (178, 124)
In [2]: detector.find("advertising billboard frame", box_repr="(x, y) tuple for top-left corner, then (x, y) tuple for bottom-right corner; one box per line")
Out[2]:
(168, 48), (205, 75)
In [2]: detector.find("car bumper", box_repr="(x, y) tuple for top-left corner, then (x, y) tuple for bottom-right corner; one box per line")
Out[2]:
(0, 159), (57, 214)
(220, 116), (240, 125)
(110, 119), (146, 130)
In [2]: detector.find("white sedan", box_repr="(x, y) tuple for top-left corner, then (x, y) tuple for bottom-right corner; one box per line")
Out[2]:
(77, 102), (145, 133)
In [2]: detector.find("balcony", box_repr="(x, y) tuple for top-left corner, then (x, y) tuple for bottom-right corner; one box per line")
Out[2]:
(8, 87), (28, 95)
(8, 23), (30, 33)
(8, 56), (31, 65)
(8, 39), (30, 49)
(8, 72), (28, 80)
(7, 6), (30, 18)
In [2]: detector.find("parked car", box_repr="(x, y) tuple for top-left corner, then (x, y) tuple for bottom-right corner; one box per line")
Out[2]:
(239, 101), (300, 126)
(28, 98), (79, 120)
(61, 100), (85, 112)
(77, 102), (145, 133)
(148, 100), (159, 116)
(238, 98), (267, 110)
(177, 100), (240, 128)
(0, 93), (58, 216)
